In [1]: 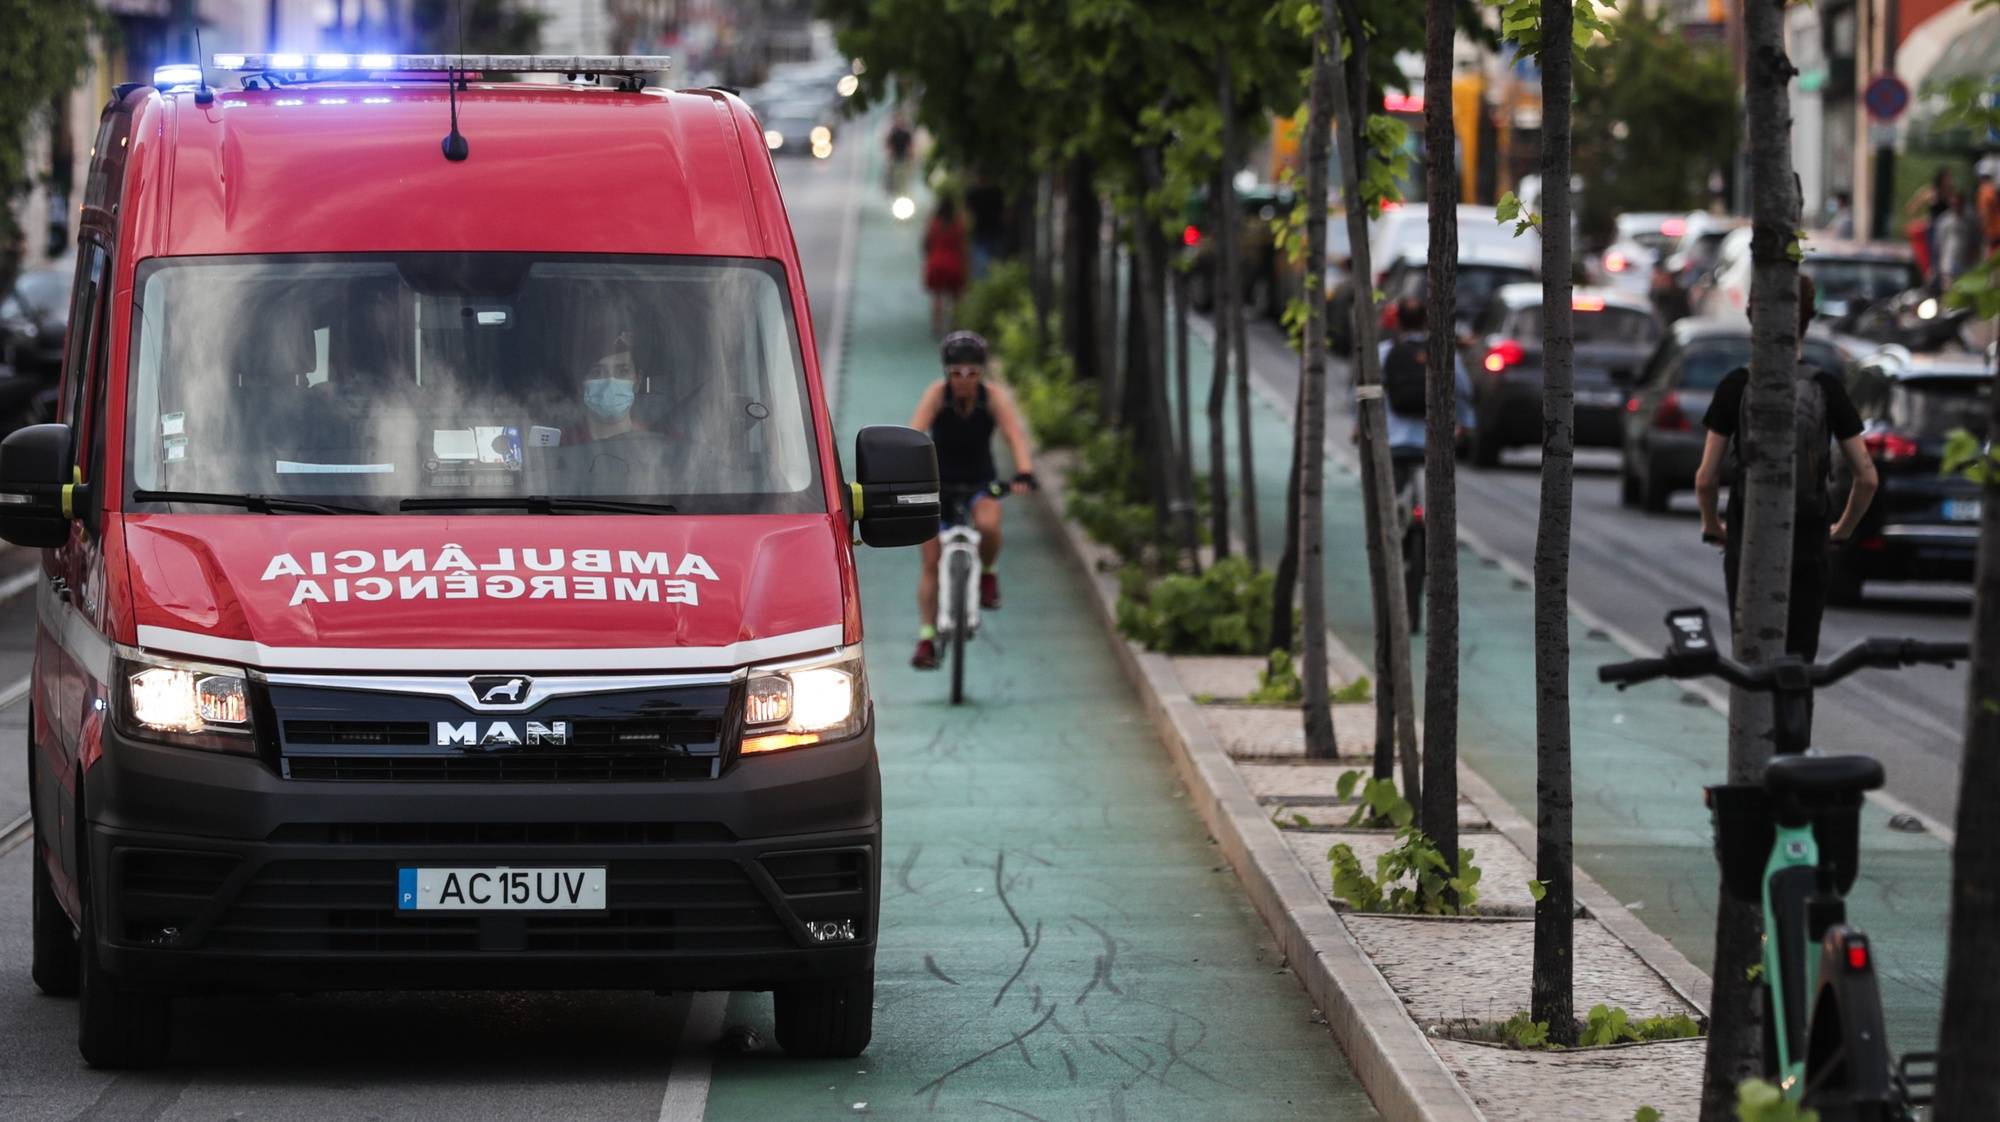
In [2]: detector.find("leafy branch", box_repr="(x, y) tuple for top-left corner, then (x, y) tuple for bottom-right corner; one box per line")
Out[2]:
(1495, 190), (1544, 238)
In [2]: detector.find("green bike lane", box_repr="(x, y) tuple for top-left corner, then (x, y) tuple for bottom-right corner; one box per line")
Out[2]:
(700, 189), (1378, 1119)
(1175, 324), (1951, 1054)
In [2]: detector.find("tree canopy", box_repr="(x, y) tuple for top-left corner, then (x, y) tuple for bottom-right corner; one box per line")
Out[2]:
(0, 0), (102, 258)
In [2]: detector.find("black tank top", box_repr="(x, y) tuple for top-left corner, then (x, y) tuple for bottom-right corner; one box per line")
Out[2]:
(930, 382), (998, 484)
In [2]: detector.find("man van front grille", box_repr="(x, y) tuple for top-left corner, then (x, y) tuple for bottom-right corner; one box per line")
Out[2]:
(281, 753), (720, 783)
(285, 720), (429, 747)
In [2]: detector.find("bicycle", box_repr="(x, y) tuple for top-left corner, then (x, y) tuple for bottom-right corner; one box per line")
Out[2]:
(935, 483), (1006, 705)
(1598, 608), (1967, 1121)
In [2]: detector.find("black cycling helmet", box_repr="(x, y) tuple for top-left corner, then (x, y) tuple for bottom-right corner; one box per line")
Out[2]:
(940, 330), (989, 366)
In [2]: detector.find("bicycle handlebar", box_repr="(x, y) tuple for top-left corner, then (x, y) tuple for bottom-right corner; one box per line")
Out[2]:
(1597, 635), (1969, 693)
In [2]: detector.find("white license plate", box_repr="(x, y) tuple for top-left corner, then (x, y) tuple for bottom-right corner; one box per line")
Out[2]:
(1943, 499), (1982, 523)
(397, 866), (605, 911)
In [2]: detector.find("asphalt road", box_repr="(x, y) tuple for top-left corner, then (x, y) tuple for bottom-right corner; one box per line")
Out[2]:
(1231, 313), (1976, 826)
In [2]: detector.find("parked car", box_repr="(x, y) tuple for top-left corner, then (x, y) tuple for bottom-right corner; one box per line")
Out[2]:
(1464, 285), (1661, 466)
(1617, 318), (1853, 511)
(1825, 346), (1990, 603)
(1684, 224), (1752, 313)
(1586, 211), (1684, 295)
(1, 264), (72, 376)
(1700, 239), (1919, 322)
(1660, 212), (1748, 292)
(1366, 203), (1543, 294)
(1185, 179), (1293, 320)
(1377, 245), (1538, 342)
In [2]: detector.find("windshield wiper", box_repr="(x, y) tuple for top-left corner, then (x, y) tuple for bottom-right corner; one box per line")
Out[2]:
(398, 496), (679, 514)
(133, 489), (381, 515)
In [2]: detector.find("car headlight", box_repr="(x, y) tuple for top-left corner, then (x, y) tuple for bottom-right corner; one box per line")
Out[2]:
(114, 651), (257, 754)
(764, 128), (784, 150)
(741, 645), (867, 755)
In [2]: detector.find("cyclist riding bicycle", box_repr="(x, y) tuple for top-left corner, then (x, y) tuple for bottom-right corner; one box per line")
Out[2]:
(1377, 295), (1474, 488)
(908, 330), (1037, 670)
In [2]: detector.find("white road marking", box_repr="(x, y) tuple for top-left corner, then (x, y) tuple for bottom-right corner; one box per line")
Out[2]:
(1229, 321), (1960, 846)
(0, 675), (28, 711)
(819, 118), (869, 415)
(0, 566), (39, 604)
(656, 991), (729, 1122)
(1, 811), (30, 855)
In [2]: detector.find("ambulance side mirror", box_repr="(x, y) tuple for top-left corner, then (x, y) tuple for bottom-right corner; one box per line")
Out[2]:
(0, 423), (79, 548)
(851, 425), (939, 548)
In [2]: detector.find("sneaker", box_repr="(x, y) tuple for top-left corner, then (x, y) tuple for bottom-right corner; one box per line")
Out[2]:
(979, 572), (1001, 610)
(911, 638), (939, 670)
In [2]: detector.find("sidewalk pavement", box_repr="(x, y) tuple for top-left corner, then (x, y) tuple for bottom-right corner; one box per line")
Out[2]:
(1170, 319), (1954, 1056)
(698, 171), (1379, 1120)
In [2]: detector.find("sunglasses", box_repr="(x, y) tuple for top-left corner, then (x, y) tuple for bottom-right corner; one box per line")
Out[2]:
(947, 365), (984, 379)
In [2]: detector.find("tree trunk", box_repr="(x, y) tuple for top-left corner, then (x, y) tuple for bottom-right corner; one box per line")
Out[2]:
(1100, 214), (1121, 425)
(1133, 156), (1178, 557)
(1342, 0), (1392, 784)
(1122, 221), (1154, 431)
(1299, 0), (1337, 758)
(1270, 384), (1305, 651)
(1217, 45), (1262, 571)
(1935, 320), (2000, 1119)
(1329, 0), (1419, 809)
(1702, 0), (1801, 1111)
(1420, 0), (1461, 883)
(1531, 0), (1578, 1047)
(1173, 265), (1204, 570)
(1207, 165), (1235, 562)
(1063, 159), (1100, 385)
(1033, 171), (1055, 355)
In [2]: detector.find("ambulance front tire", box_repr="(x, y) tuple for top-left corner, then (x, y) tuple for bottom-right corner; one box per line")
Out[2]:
(29, 730), (80, 997)
(773, 971), (873, 1058)
(76, 795), (171, 1069)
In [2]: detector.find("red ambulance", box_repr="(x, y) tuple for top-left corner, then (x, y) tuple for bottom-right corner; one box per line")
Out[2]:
(0, 54), (939, 1068)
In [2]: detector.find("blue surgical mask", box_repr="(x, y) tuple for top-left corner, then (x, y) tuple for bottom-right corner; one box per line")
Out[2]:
(583, 377), (636, 422)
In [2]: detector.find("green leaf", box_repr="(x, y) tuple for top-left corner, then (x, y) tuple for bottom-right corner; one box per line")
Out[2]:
(1336, 769), (1363, 801)
(1635, 1108), (1662, 1122)
(1527, 878), (1547, 902)
(1495, 191), (1521, 224)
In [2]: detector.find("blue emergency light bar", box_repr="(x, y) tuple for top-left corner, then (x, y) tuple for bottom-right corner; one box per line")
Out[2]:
(153, 64), (204, 88)
(209, 53), (671, 77)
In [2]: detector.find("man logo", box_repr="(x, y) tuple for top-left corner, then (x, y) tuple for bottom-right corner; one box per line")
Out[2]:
(469, 675), (530, 705)
(437, 720), (569, 748)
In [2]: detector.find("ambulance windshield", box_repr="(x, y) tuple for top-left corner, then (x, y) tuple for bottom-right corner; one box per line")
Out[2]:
(125, 254), (823, 515)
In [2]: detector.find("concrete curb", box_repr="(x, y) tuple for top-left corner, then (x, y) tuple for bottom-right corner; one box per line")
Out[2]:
(1034, 474), (1486, 1122)
(1231, 348), (1717, 1015)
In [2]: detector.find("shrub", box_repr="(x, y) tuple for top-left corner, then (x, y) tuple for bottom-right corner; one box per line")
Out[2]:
(1115, 557), (1275, 655)
(1246, 649), (1305, 704)
(1326, 776), (1481, 915)
(958, 260), (1033, 340)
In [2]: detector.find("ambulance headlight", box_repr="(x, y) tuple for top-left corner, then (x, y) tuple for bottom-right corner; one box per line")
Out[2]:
(114, 651), (257, 754)
(741, 646), (866, 755)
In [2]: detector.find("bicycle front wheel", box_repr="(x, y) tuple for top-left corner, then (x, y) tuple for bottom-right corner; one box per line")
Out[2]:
(949, 554), (971, 705)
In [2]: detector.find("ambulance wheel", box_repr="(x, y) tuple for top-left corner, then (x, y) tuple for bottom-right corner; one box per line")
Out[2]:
(29, 741), (79, 997)
(773, 972), (873, 1058)
(76, 836), (170, 1068)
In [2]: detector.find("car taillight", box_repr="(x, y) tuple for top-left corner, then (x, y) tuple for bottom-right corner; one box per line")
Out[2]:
(1625, 396), (1643, 413)
(1183, 224), (1201, 248)
(1411, 503), (1424, 524)
(1864, 430), (1918, 463)
(1482, 339), (1525, 373)
(1604, 251), (1628, 273)
(1652, 391), (1691, 432)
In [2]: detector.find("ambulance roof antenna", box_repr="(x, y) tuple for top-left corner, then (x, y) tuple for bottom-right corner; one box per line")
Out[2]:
(193, 27), (214, 106)
(441, 0), (469, 161)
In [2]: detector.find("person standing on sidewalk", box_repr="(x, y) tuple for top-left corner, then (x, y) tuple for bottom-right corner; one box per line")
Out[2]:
(908, 331), (1038, 670)
(922, 196), (970, 337)
(1978, 160), (2000, 256)
(1694, 273), (1878, 668)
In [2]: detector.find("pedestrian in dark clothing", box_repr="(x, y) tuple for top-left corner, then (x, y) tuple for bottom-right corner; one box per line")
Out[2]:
(1694, 273), (1878, 668)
